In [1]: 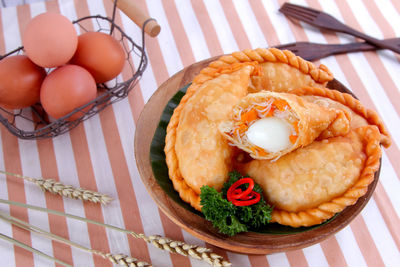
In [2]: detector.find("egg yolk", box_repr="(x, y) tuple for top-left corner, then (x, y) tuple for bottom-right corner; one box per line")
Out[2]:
(246, 117), (292, 153)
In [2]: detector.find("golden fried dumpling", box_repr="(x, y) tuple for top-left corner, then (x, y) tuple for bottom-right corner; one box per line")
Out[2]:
(175, 65), (254, 194)
(246, 48), (333, 92)
(302, 95), (369, 130)
(289, 86), (391, 147)
(196, 48), (333, 93)
(165, 63), (258, 210)
(238, 126), (382, 227)
(165, 48), (335, 211)
(219, 91), (350, 160)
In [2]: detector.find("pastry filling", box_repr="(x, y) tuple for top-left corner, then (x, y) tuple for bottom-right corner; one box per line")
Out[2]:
(246, 117), (292, 153)
(229, 98), (299, 156)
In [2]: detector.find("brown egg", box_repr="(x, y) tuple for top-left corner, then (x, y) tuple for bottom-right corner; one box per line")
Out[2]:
(70, 32), (125, 83)
(0, 55), (46, 109)
(23, 12), (78, 68)
(40, 65), (97, 120)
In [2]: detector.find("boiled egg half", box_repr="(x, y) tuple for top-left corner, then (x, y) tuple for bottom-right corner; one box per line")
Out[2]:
(246, 117), (292, 153)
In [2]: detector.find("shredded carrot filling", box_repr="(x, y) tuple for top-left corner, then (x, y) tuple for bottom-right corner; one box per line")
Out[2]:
(237, 123), (248, 134)
(250, 146), (257, 154)
(230, 97), (299, 150)
(292, 121), (299, 133)
(264, 106), (275, 117)
(241, 108), (258, 123)
(273, 99), (289, 111)
(256, 148), (268, 156)
(289, 135), (298, 144)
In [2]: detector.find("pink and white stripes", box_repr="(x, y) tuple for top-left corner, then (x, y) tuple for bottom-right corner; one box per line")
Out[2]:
(0, 0), (399, 266)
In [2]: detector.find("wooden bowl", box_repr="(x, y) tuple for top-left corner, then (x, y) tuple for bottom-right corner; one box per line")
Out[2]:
(134, 57), (380, 254)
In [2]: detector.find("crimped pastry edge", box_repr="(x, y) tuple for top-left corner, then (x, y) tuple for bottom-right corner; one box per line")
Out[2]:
(270, 125), (382, 227)
(289, 86), (391, 148)
(164, 48), (335, 211)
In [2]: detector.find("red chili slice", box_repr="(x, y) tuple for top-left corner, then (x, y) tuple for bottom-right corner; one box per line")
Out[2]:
(226, 177), (261, 206)
(227, 178), (254, 201)
(240, 193), (254, 200)
(232, 188), (242, 195)
(227, 188), (242, 202)
(231, 191), (260, 206)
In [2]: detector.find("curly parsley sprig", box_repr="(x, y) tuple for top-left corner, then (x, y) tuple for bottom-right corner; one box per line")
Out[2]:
(200, 171), (273, 236)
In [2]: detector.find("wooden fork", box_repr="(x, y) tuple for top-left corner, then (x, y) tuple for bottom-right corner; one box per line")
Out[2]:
(274, 38), (400, 61)
(279, 2), (400, 55)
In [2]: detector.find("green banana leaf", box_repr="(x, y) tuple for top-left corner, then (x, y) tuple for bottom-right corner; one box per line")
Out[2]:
(150, 84), (336, 235)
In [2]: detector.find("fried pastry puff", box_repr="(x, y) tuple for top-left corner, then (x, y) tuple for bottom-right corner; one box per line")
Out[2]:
(197, 48), (333, 93)
(219, 91), (351, 160)
(289, 86), (391, 148)
(165, 63), (258, 210)
(175, 65), (254, 194)
(237, 126), (382, 227)
(165, 48), (334, 211)
(246, 48), (333, 92)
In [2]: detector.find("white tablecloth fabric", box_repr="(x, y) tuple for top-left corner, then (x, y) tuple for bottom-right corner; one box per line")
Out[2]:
(0, 0), (399, 266)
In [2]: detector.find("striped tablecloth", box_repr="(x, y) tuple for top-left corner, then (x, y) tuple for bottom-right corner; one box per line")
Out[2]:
(1, 0), (399, 266)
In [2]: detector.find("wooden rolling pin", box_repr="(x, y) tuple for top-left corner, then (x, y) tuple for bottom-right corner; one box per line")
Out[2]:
(112, 0), (161, 37)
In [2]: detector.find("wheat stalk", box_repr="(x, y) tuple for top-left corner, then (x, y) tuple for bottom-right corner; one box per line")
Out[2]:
(133, 234), (231, 267)
(0, 233), (72, 267)
(0, 199), (231, 266)
(0, 211), (152, 267)
(101, 253), (151, 267)
(0, 170), (113, 205)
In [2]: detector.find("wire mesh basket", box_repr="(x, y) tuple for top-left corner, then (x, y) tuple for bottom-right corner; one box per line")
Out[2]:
(0, 2), (148, 139)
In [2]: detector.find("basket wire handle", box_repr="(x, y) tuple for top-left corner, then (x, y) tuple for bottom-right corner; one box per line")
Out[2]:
(109, 0), (153, 73)
(111, 0), (161, 37)
(109, 0), (118, 35)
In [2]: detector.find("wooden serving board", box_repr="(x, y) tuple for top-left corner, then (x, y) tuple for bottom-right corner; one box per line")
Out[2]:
(134, 57), (379, 254)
